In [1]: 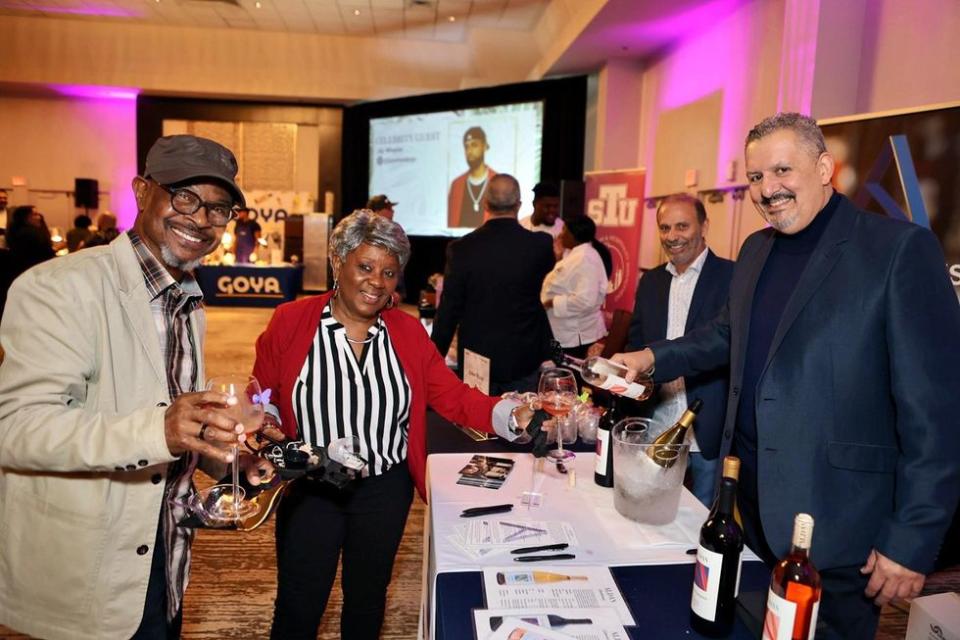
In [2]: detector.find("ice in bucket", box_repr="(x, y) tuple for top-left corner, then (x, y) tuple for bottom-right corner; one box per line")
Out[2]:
(612, 418), (690, 525)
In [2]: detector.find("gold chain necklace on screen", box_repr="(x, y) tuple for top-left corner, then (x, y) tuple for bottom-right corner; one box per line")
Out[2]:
(467, 176), (488, 212)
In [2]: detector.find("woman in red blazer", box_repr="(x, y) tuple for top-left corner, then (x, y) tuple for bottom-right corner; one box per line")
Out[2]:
(254, 210), (527, 640)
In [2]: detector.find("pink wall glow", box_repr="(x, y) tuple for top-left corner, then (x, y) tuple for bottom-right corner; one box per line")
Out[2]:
(50, 84), (139, 101)
(45, 86), (139, 230)
(643, 0), (776, 191)
(24, 4), (140, 18)
(614, 0), (749, 47)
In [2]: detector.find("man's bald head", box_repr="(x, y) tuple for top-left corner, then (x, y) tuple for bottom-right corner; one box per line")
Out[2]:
(485, 174), (521, 217)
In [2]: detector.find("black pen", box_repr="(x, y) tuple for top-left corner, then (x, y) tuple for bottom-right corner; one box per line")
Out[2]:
(510, 543), (569, 555)
(514, 553), (576, 562)
(460, 503), (514, 518)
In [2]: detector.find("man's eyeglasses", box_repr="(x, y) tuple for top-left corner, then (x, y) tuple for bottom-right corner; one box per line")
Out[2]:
(154, 181), (237, 227)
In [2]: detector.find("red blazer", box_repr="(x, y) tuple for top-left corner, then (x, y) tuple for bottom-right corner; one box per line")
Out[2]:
(252, 290), (498, 499)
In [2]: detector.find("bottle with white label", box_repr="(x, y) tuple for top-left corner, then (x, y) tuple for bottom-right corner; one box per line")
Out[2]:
(555, 350), (654, 401)
(762, 513), (822, 640)
(690, 466), (743, 636)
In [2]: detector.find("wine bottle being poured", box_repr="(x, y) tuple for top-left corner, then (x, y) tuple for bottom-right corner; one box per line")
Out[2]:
(551, 340), (653, 401)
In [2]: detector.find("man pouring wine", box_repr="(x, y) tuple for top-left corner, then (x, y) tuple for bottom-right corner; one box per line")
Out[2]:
(614, 113), (960, 638)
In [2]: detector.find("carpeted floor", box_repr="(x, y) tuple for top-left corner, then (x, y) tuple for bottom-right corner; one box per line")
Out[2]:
(1, 304), (956, 639)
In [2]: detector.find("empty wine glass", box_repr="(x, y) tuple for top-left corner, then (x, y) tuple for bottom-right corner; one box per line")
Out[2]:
(538, 367), (578, 465)
(205, 374), (266, 521)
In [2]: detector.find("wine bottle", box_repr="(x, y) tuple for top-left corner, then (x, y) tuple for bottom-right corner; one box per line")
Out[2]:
(555, 351), (653, 401)
(489, 613), (593, 631)
(690, 473), (744, 636)
(722, 456), (743, 527)
(495, 570), (589, 585)
(763, 513), (822, 640)
(594, 395), (621, 487)
(706, 456), (743, 526)
(646, 399), (702, 468)
(721, 455), (740, 483)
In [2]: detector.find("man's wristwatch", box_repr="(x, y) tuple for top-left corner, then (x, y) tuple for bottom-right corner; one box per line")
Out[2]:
(507, 407), (524, 438)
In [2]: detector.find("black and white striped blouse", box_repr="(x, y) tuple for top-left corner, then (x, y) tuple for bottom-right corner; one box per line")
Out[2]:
(292, 301), (412, 476)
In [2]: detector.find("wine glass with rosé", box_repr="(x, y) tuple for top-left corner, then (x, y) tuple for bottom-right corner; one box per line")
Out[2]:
(538, 368), (578, 465)
(202, 374), (266, 521)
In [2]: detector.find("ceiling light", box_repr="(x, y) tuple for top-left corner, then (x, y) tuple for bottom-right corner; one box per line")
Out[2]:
(448, 15), (455, 22)
(255, 0), (261, 7)
(353, 8), (361, 16)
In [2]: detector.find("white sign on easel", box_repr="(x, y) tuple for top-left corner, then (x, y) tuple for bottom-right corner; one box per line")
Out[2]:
(463, 349), (491, 395)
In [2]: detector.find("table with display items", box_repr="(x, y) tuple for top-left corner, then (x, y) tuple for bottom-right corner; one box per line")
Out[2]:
(195, 264), (303, 307)
(422, 451), (768, 640)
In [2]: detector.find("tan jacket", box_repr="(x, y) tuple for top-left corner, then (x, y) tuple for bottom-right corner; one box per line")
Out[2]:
(0, 233), (204, 640)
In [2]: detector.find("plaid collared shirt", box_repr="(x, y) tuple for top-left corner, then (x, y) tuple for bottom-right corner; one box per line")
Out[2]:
(128, 230), (204, 621)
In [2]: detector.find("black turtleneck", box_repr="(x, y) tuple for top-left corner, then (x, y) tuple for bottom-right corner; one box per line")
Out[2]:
(733, 191), (840, 563)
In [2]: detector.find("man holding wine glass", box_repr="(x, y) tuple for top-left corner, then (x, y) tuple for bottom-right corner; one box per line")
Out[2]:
(252, 210), (549, 640)
(0, 135), (272, 640)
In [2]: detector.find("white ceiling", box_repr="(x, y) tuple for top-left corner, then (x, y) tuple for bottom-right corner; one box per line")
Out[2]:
(0, 0), (549, 43)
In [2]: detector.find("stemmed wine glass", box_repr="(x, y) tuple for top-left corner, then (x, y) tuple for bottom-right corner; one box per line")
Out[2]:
(538, 367), (578, 465)
(205, 374), (266, 521)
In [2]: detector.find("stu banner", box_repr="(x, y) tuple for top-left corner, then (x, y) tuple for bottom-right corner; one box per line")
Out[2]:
(585, 169), (646, 314)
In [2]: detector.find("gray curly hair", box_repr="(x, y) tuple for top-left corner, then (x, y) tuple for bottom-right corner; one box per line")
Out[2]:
(745, 112), (827, 158)
(330, 209), (411, 268)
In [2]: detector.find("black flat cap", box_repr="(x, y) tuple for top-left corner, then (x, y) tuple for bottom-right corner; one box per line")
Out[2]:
(463, 126), (487, 144)
(366, 194), (397, 211)
(144, 135), (245, 207)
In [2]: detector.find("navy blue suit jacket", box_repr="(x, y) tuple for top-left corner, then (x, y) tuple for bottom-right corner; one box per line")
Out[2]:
(432, 217), (555, 384)
(651, 195), (960, 573)
(626, 249), (734, 459)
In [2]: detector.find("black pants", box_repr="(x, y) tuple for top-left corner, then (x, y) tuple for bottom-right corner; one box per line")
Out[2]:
(815, 565), (880, 639)
(271, 464), (415, 640)
(131, 512), (183, 640)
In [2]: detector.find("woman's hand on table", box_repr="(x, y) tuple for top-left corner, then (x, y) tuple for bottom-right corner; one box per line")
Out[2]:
(512, 404), (554, 458)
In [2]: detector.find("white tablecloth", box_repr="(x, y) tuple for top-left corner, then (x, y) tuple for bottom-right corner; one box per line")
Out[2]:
(421, 452), (760, 639)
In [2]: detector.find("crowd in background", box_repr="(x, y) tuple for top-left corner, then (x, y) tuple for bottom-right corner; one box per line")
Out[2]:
(0, 189), (122, 318)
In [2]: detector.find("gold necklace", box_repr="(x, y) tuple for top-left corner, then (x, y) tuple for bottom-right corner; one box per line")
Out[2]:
(330, 298), (376, 344)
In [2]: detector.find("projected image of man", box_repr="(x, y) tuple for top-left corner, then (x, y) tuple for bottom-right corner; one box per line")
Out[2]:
(448, 126), (496, 228)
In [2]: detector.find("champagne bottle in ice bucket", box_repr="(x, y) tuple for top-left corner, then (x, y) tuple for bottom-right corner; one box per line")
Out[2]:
(646, 399), (701, 468)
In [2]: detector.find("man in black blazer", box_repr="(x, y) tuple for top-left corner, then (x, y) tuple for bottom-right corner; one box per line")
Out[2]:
(432, 173), (555, 394)
(616, 113), (960, 638)
(626, 193), (734, 506)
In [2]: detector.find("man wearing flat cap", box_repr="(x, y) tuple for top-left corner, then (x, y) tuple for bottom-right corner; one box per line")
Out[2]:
(0, 134), (272, 639)
(366, 194), (397, 220)
(448, 126), (497, 228)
